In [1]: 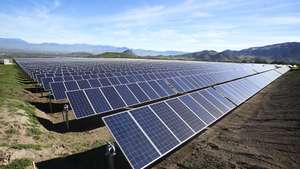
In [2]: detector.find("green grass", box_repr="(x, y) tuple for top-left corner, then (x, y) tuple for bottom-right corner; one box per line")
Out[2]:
(5, 128), (18, 135)
(0, 65), (41, 139)
(0, 143), (42, 150)
(0, 65), (25, 101)
(0, 159), (31, 169)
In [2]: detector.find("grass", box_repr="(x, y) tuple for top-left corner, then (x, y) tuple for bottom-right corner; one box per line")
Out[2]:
(0, 143), (42, 150)
(5, 128), (18, 135)
(0, 65), (25, 101)
(0, 65), (41, 139)
(0, 159), (31, 169)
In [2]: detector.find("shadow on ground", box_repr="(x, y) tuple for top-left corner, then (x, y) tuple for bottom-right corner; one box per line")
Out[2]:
(36, 114), (105, 133)
(35, 145), (131, 169)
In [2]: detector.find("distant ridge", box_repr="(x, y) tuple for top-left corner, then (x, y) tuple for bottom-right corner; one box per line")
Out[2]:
(0, 38), (185, 56)
(179, 42), (300, 63)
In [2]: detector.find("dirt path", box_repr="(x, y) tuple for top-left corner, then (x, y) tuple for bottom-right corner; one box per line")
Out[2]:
(152, 71), (300, 169)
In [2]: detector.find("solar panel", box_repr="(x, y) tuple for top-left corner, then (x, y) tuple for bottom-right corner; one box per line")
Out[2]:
(150, 102), (194, 141)
(66, 90), (95, 119)
(99, 78), (112, 86)
(190, 92), (223, 118)
(84, 88), (112, 114)
(127, 83), (150, 103)
(198, 90), (229, 114)
(115, 85), (139, 106)
(101, 86), (127, 109)
(77, 80), (91, 89)
(64, 81), (79, 91)
(148, 81), (168, 97)
(130, 106), (179, 154)
(179, 95), (215, 125)
(41, 77), (53, 90)
(50, 82), (66, 100)
(137, 82), (160, 100)
(156, 80), (176, 95)
(103, 112), (160, 169)
(88, 79), (102, 88)
(166, 98), (206, 132)
(206, 88), (235, 110)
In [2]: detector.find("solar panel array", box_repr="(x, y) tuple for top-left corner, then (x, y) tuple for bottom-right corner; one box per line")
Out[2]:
(16, 58), (285, 119)
(16, 58), (290, 169)
(103, 67), (289, 169)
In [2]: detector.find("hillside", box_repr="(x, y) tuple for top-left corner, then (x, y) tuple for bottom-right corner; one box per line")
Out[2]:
(0, 38), (185, 56)
(180, 42), (300, 64)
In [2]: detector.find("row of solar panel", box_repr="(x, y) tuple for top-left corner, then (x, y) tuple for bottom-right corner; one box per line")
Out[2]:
(65, 77), (207, 119)
(41, 68), (254, 91)
(103, 87), (236, 169)
(102, 69), (286, 169)
(49, 69), (259, 99)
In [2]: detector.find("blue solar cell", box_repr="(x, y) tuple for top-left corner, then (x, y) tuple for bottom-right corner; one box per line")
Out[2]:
(88, 79), (102, 88)
(41, 77), (53, 90)
(64, 81), (79, 91)
(101, 86), (126, 109)
(125, 75), (137, 83)
(63, 76), (74, 81)
(50, 82), (66, 100)
(157, 80), (176, 95)
(137, 82), (160, 100)
(77, 80), (91, 89)
(127, 83), (150, 103)
(135, 74), (146, 81)
(130, 107), (179, 154)
(53, 77), (63, 82)
(36, 74), (45, 83)
(115, 85), (139, 106)
(82, 75), (91, 79)
(198, 90), (229, 114)
(150, 102), (193, 141)
(166, 98), (206, 132)
(213, 85), (241, 105)
(103, 112), (160, 169)
(108, 77), (120, 85)
(66, 90), (95, 119)
(166, 79), (185, 93)
(179, 95), (215, 124)
(99, 78), (112, 86)
(148, 81), (168, 97)
(181, 77), (196, 90)
(173, 77), (190, 92)
(190, 92), (223, 118)
(142, 74), (152, 81)
(73, 75), (83, 80)
(85, 88), (112, 113)
(206, 88), (236, 110)
(117, 76), (129, 84)
(185, 76), (201, 88)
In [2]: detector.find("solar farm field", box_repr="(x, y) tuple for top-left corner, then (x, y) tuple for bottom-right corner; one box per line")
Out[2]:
(1, 58), (299, 169)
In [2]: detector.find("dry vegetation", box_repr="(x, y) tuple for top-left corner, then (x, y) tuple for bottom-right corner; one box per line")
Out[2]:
(0, 65), (112, 169)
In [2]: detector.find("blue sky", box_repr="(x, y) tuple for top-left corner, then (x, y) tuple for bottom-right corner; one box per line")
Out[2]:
(0, 0), (299, 52)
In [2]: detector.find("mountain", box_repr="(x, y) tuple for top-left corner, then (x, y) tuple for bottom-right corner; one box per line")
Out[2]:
(180, 42), (300, 63)
(0, 38), (185, 56)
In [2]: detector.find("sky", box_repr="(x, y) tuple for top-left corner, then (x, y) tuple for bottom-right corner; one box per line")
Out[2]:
(0, 0), (299, 52)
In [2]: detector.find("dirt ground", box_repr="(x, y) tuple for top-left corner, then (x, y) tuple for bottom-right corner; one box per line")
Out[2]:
(152, 71), (300, 169)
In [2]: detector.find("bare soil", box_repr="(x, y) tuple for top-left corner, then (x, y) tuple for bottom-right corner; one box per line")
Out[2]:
(152, 70), (300, 169)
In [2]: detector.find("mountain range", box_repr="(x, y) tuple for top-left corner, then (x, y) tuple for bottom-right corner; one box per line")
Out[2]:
(0, 37), (300, 63)
(0, 38), (185, 56)
(177, 42), (300, 63)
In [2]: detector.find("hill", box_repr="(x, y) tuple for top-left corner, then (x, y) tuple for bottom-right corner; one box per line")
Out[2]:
(180, 42), (300, 63)
(0, 38), (185, 56)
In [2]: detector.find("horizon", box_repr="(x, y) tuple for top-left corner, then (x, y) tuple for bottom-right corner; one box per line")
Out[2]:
(1, 37), (300, 53)
(0, 0), (299, 52)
